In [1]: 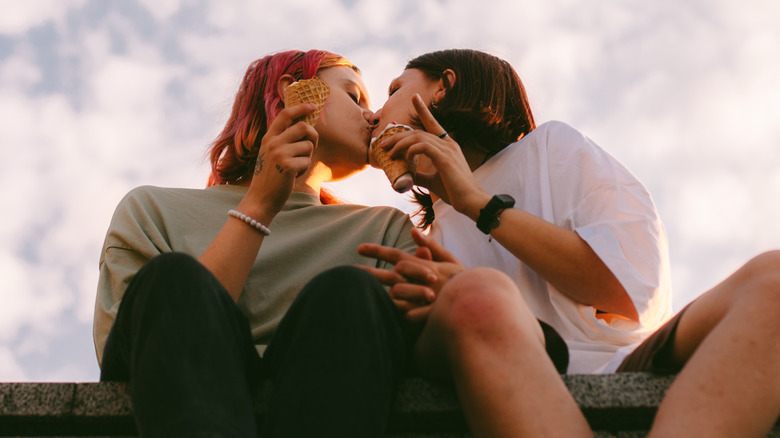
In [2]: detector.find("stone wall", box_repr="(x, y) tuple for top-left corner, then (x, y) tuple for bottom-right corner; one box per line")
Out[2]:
(1, 373), (778, 437)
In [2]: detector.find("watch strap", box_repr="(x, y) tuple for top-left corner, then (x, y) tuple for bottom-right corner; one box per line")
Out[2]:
(476, 194), (515, 234)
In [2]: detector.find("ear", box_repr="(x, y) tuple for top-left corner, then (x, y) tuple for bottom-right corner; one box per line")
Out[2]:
(277, 74), (297, 99)
(433, 69), (456, 104)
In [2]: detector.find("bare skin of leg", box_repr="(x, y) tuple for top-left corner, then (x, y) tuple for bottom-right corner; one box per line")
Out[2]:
(413, 267), (593, 438)
(649, 250), (780, 438)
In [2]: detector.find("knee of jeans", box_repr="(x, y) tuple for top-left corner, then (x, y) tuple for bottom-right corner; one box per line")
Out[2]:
(129, 252), (223, 307)
(298, 265), (390, 312)
(144, 252), (200, 272)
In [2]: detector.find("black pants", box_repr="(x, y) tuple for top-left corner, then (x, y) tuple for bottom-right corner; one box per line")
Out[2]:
(101, 253), (407, 437)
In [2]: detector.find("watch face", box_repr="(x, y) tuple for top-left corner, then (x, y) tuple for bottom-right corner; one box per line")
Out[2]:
(495, 194), (515, 208)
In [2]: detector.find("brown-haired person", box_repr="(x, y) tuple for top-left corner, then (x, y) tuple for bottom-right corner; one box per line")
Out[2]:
(360, 49), (780, 437)
(93, 50), (416, 437)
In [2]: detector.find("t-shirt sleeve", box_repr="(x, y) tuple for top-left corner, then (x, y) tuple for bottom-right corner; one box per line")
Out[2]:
(93, 187), (172, 366)
(545, 122), (672, 331)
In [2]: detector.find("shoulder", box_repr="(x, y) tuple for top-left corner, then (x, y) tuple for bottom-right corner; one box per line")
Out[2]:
(121, 185), (203, 202)
(520, 121), (619, 167)
(526, 121), (595, 153)
(110, 186), (214, 230)
(117, 185), (218, 210)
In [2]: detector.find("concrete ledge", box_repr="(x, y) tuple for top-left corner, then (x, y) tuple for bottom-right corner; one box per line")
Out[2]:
(1, 374), (778, 437)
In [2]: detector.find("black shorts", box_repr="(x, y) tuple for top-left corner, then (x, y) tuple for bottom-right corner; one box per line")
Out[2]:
(616, 304), (691, 374)
(539, 319), (568, 374)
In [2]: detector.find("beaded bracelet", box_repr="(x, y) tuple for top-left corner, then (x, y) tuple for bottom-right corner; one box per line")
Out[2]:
(228, 209), (271, 236)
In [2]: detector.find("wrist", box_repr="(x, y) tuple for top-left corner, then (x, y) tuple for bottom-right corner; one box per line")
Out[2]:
(476, 194), (515, 234)
(236, 196), (279, 227)
(458, 191), (493, 222)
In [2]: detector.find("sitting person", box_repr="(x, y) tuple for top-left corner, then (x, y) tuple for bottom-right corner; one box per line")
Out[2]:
(362, 48), (780, 437)
(94, 49), (417, 437)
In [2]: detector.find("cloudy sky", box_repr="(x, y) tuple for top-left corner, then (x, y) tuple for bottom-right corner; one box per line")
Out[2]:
(1, 0), (778, 382)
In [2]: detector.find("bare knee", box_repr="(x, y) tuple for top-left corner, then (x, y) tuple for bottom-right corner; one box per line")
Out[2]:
(731, 250), (780, 313)
(433, 267), (542, 344)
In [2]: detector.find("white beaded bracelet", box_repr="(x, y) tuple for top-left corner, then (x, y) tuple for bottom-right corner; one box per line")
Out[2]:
(228, 209), (271, 236)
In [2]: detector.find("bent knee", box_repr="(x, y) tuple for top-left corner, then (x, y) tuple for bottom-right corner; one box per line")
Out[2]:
(743, 250), (780, 277)
(443, 267), (517, 296)
(435, 267), (539, 337)
(296, 265), (389, 311)
(730, 251), (780, 310)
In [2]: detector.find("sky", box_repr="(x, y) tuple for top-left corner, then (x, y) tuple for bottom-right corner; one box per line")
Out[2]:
(1, 0), (778, 382)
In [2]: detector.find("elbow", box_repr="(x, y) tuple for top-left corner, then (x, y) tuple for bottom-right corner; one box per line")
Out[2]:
(597, 279), (639, 323)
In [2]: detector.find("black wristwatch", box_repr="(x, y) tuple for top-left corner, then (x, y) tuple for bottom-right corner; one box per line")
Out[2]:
(476, 194), (515, 234)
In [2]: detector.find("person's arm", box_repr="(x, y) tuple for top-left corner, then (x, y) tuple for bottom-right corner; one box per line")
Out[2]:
(382, 95), (637, 321)
(461, 201), (637, 321)
(198, 104), (317, 302)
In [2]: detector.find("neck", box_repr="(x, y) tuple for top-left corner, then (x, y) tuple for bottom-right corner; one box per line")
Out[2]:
(236, 162), (331, 197)
(463, 144), (489, 172)
(292, 161), (331, 196)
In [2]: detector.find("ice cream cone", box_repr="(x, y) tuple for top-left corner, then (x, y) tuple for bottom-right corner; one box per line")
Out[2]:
(283, 77), (330, 125)
(370, 124), (417, 193)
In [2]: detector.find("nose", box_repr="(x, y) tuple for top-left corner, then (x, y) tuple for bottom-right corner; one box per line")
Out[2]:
(367, 108), (381, 126)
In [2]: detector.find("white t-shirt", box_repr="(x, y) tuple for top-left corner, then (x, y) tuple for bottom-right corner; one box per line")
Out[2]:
(430, 121), (673, 374)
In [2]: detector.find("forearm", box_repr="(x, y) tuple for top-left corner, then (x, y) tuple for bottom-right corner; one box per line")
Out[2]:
(462, 202), (637, 321)
(198, 198), (277, 302)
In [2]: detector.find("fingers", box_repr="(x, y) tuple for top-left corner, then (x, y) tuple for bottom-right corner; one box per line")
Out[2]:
(394, 259), (437, 285)
(390, 282), (435, 304)
(357, 243), (411, 266)
(267, 104), (317, 136)
(410, 228), (459, 263)
(414, 245), (433, 261)
(354, 265), (405, 287)
(405, 305), (432, 326)
(412, 94), (447, 136)
(258, 111), (319, 177)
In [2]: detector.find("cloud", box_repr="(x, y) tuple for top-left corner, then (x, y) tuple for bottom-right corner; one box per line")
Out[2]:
(1, 0), (779, 383)
(0, 1), (85, 35)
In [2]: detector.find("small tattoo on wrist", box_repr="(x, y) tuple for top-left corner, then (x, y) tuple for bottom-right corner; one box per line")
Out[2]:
(275, 164), (284, 174)
(254, 152), (265, 175)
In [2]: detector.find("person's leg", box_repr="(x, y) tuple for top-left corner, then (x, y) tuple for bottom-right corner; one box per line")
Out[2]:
(101, 252), (262, 438)
(413, 267), (592, 438)
(260, 265), (407, 438)
(647, 250), (780, 438)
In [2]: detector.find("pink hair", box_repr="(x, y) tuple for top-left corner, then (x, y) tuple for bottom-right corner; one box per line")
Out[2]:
(207, 50), (357, 189)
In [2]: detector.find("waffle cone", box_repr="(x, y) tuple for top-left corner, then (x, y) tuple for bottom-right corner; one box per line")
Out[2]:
(370, 125), (417, 192)
(283, 77), (330, 125)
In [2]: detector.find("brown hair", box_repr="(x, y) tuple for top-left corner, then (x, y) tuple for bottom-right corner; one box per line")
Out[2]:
(406, 49), (536, 227)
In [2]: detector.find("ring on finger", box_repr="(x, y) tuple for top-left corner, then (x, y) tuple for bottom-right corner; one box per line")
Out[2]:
(437, 131), (448, 139)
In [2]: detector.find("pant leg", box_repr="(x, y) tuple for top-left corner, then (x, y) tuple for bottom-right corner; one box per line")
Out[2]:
(100, 252), (262, 438)
(260, 266), (408, 438)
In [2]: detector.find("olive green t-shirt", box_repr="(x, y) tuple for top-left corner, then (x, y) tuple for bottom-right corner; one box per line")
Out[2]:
(93, 184), (416, 365)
